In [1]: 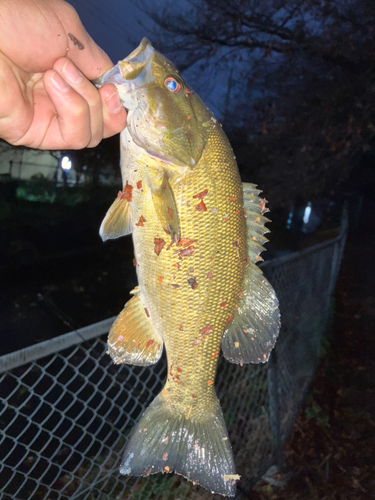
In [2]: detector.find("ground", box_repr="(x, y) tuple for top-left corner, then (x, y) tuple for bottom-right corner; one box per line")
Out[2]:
(252, 197), (375, 499)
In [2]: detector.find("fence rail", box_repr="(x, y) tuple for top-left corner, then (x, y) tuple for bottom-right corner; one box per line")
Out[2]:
(0, 215), (347, 500)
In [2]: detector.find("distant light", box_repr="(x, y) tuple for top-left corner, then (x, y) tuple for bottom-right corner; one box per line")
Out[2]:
(61, 156), (72, 171)
(286, 207), (294, 229)
(303, 202), (312, 225)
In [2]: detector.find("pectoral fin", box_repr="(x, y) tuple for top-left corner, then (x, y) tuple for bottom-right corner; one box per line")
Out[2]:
(100, 193), (133, 241)
(222, 183), (280, 364)
(108, 289), (163, 366)
(148, 168), (180, 241)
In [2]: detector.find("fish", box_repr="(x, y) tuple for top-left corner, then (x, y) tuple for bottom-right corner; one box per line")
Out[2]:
(93, 38), (280, 497)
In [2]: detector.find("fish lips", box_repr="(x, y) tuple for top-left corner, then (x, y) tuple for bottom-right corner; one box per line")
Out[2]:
(92, 65), (145, 111)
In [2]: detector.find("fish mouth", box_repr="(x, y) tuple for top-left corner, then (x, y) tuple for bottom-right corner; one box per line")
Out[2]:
(92, 38), (154, 110)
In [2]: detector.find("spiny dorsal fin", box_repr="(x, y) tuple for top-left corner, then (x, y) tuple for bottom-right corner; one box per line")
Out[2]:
(107, 291), (163, 366)
(242, 182), (270, 264)
(221, 182), (280, 365)
(100, 192), (133, 241)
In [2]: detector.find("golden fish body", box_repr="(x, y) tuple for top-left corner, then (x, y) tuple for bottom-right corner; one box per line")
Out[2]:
(94, 39), (280, 496)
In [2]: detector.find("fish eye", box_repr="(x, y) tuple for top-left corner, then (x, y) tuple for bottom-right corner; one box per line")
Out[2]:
(164, 77), (181, 94)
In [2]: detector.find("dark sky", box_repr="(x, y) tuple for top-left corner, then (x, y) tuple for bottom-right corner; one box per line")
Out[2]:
(69, 0), (151, 63)
(67, 1), (229, 117)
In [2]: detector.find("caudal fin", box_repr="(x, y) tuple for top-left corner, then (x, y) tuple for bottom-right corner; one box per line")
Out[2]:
(120, 391), (238, 496)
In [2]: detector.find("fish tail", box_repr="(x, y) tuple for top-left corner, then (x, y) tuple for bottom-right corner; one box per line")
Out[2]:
(120, 390), (238, 496)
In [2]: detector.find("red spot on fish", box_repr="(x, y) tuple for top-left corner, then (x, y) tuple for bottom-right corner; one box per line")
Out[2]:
(177, 367), (182, 373)
(233, 241), (239, 247)
(179, 324), (183, 331)
(167, 207), (173, 220)
(177, 246), (195, 259)
(144, 308), (150, 317)
(163, 453), (168, 461)
(135, 215), (146, 227)
(133, 257), (137, 267)
(261, 198), (266, 212)
(146, 340), (154, 349)
(187, 278), (198, 289)
(154, 238), (166, 256)
(200, 325), (215, 337)
(122, 181), (133, 202)
(230, 196), (236, 202)
(192, 339), (203, 346)
(193, 189), (208, 200)
(225, 315), (234, 325)
(191, 394), (197, 398)
(206, 272), (213, 279)
(187, 115), (191, 120)
(177, 238), (197, 247)
(207, 380), (213, 386)
(158, 276), (164, 285)
(195, 200), (207, 212)
(211, 351), (219, 359)
(175, 262), (181, 270)
(220, 302), (227, 308)
(136, 180), (142, 189)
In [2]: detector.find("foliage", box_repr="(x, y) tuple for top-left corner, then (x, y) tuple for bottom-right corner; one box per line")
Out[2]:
(305, 397), (330, 427)
(146, 0), (375, 205)
(16, 173), (56, 203)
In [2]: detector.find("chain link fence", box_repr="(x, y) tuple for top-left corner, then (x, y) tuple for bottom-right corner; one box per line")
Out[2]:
(0, 214), (347, 500)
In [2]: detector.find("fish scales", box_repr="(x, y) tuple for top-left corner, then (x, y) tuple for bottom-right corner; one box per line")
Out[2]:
(94, 38), (280, 497)
(129, 123), (246, 413)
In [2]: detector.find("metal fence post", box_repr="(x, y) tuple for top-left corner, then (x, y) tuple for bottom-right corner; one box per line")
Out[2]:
(267, 349), (283, 469)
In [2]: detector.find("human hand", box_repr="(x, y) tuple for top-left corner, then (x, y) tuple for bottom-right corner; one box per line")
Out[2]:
(0, 0), (127, 150)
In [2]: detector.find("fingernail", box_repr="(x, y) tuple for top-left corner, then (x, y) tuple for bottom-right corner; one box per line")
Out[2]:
(50, 72), (70, 92)
(105, 91), (123, 113)
(62, 60), (84, 85)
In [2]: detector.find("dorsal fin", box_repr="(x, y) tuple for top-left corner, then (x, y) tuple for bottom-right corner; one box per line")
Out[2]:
(221, 183), (280, 365)
(242, 182), (270, 264)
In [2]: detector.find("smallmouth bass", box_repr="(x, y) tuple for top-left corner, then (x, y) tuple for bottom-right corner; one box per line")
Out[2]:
(94, 38), (280, 497)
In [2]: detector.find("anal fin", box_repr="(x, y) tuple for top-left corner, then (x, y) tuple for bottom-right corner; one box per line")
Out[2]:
(108, 290), (163, 366)
(100, 192), (133, 241)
